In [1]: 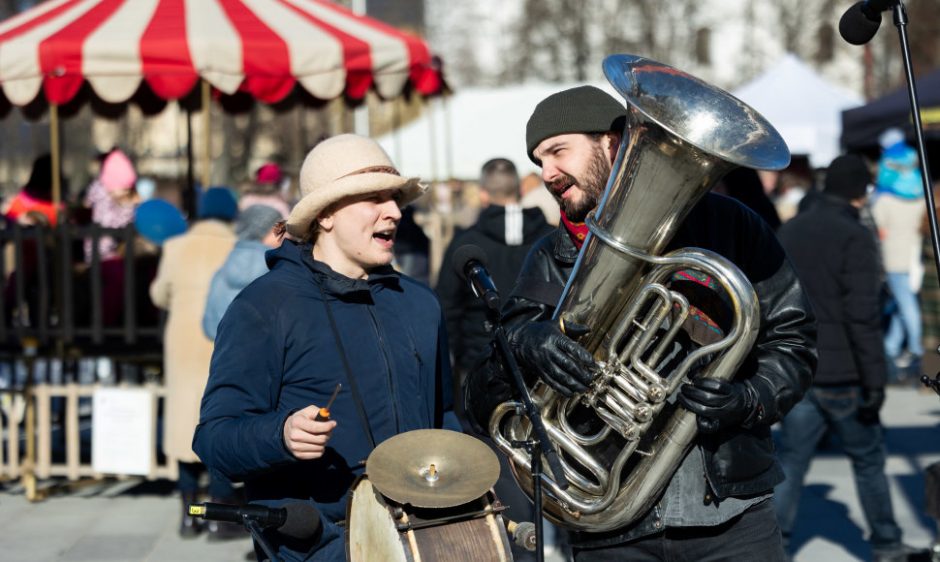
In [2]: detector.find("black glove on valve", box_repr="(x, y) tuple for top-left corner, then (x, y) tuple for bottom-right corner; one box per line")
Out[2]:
(678, 378), (761, 434)
(509, 320), (596, 397)
(857, 387), (885, 425)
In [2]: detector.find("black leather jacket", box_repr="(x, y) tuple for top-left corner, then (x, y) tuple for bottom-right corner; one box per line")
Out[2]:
(465, 192), (817, 500)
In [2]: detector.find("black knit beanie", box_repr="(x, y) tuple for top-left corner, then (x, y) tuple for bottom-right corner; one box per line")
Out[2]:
(526, 86), (626, 164)
(823, 154), (872, 201)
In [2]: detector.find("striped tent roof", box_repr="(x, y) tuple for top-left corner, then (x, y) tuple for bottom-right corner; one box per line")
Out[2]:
(0, 0), (443, 107)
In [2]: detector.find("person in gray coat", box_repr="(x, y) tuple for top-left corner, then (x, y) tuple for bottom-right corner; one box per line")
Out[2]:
(203, 204), (283, 340)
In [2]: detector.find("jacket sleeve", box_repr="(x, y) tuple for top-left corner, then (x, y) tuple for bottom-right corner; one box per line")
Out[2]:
(201, 271), (225, 341)
(192, 296), (294, 480)
(462, 241), (558, 434)
(840, 229), (888, 389)
(148, 244), (172, 310)
(435, 309), (462, 432)
(735, 208), (818, 427)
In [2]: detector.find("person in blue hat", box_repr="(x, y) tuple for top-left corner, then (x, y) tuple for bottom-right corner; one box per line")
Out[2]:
(871, 128), (927, 381)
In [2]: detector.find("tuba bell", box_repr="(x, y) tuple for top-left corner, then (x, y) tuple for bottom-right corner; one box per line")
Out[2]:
(488, 54), (791, 532)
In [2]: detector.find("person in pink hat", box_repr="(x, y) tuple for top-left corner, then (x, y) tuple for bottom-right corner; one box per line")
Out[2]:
(83, 148), (141, 262)
(239, 161), (291, 219)
(79, 149), (143, 326)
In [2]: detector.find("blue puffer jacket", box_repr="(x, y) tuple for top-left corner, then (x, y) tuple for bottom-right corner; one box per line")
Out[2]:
(202, 239), (271, 341)
(193, 240), (455, 561)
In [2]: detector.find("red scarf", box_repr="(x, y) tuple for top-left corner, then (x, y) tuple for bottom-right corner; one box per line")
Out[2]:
(560, 212), (590, 249)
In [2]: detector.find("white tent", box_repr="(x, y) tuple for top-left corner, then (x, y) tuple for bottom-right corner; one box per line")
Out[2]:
(731, 53), (864, 168)
(377, 82), (616, 181)
(379, 54), (860, 181)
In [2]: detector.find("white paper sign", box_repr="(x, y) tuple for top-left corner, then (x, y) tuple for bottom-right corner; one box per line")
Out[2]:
(92, 387), (153, 476)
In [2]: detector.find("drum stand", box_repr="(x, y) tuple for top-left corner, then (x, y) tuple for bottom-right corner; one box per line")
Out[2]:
(244, 518), (281, 562)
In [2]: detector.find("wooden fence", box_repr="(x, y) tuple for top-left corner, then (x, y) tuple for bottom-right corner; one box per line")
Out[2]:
(0, 221), (172, 495)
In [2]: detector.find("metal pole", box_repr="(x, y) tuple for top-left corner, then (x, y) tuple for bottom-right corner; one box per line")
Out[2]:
(892, 4), (939, 291)
(50, 104), (61, 213)
(351, 0), (369, 136)
(201, 80), (211, 188)
(442, 94), (453, 181)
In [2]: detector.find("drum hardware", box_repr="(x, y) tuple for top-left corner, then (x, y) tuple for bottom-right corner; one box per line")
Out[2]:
(391, 503), (508, 532)
(365, 428), (500, 508)
(347, 429), (514, 562)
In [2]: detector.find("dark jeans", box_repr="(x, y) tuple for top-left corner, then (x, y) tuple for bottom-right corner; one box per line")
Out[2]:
(573, 499), (784, 561)
(774, 386), (902, 548)
(177, 461), (236, 500)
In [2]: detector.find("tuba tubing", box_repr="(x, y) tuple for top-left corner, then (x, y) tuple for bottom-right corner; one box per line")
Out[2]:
(489, 54), (790, 532)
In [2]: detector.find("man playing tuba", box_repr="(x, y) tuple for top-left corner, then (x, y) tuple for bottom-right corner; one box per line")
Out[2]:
(463, 85), (817, 560)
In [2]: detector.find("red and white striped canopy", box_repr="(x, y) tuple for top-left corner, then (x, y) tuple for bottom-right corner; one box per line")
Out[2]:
(0, 0), (443, 107)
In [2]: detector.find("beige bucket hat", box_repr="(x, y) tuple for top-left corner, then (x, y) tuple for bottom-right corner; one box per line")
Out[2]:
(286, 134), (426, 238)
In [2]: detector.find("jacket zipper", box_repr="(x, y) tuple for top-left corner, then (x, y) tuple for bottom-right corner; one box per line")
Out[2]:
(368, 305), (401, 434)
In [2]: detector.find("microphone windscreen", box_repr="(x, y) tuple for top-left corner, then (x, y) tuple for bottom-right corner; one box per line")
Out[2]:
(277, 502), (322, 541)
(839, 2), (882, 45)
(452, 244), (488, 281)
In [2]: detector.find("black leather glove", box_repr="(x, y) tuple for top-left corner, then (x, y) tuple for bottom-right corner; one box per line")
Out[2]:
(509, 320), (596, 397)
(678, 378), (761, 434)
(857, 387), (885, 425)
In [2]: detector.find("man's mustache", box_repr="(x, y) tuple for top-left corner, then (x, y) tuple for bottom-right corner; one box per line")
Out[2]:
(547, 173), (578, 194)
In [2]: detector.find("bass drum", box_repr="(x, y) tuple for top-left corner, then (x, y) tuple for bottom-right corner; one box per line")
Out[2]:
(346, 475), (513, 562)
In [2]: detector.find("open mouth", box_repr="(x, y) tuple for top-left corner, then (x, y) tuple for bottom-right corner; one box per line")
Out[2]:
(373, 229), (396, 246)
(548, 179), (575, 199)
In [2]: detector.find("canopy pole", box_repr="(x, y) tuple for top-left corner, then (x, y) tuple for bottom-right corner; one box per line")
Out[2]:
(50, 103), (61, 211)
(442, 95), (453, 181)
(201, 79), (211, 188)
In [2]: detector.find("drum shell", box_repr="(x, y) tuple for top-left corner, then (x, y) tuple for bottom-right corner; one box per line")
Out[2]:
(346, 476), (513, 562)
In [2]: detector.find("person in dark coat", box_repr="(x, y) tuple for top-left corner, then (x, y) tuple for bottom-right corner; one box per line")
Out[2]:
(774, 154), (924, 562)
(463, 85), (817, 561)
(193, 134), (457, 562)
(436, 157), (553, 383)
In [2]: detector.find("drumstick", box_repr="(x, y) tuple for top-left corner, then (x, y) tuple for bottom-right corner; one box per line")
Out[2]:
(314, 383), (342, 422)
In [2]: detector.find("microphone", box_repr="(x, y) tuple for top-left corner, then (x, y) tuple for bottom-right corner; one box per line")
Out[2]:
(189, 502), (322, 540)
(453, 244), (500, 312)
(839, 0), (899, 45)
(506, 519), (537, 551)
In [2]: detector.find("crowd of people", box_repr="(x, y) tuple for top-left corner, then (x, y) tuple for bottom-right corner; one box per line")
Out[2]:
(2, 85), (938, 562)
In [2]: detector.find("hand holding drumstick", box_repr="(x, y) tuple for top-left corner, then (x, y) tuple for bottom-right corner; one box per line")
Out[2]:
(283, 384), (341, 460)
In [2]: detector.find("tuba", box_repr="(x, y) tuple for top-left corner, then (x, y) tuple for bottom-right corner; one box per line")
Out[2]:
(488, 54), (790, 532)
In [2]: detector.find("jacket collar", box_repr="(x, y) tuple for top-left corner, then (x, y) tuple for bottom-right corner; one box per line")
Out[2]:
(268, 240), (400, 298)
(551, 223), (580, 265)
(298, 246), (400, 297)
(817, 193), (861, 219)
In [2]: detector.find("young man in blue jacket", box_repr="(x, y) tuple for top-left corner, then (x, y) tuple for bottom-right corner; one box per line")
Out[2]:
(193, 134), (456, 561)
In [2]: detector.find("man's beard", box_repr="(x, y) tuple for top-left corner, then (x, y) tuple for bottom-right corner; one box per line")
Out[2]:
(546, 146), (611, 223)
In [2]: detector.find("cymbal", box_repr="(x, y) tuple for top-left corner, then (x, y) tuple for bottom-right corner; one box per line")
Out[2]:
(366, 429), (500, 508)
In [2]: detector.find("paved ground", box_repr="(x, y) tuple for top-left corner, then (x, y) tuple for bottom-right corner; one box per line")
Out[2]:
(788, 385), (940, 562)
(0, 386), (937, 562)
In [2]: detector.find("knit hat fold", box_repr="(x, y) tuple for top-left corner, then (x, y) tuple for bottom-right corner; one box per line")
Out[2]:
(525, 86), (626, 164)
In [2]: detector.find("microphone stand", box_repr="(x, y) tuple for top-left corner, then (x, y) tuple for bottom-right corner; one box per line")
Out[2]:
(243, 517), (281, 562)
(485, 304), (570, 562)
(878, 2), (940, 394)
